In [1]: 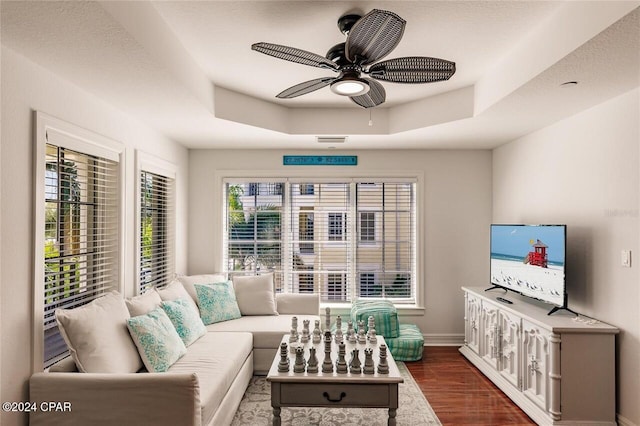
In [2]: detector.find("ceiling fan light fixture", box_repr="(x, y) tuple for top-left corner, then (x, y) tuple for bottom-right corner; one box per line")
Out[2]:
(330, 77), (370, 96)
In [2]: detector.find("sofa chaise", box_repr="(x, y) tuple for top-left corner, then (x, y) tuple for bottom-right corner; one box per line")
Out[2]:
(29, 274), (320, 426)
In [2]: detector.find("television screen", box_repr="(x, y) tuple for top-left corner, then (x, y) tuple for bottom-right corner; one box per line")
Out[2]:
(490, 224), (566, 307)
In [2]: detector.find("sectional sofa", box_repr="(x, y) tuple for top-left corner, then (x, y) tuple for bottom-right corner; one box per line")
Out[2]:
(29, 274), (320, 426)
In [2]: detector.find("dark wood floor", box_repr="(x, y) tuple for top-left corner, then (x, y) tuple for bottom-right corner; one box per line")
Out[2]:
(405, 347), (536, 425)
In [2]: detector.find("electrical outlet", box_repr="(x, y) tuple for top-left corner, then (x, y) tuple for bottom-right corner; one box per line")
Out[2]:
(621, 250), (631, 268)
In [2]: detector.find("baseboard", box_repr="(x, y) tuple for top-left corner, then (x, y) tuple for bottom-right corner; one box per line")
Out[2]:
(617, 413), (638, 426)
(423, 333), (464, 346)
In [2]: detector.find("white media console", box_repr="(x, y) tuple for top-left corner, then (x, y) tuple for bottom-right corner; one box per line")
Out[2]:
(460, 286), (619, 425)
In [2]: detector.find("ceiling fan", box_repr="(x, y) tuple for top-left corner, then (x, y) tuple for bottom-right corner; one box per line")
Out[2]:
(251, 9), (456, 108)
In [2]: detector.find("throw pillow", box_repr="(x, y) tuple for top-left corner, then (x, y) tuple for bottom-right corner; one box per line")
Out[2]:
(156, 280), (200, 315)
(232, 273), (278, 316)
(126, 307), (187, 372)
(125, 289), (162, 317)
(55, 291), (143, 373)
(194, 281), (241, 325)
(177, 274), (227, 308)
(161, 298), (206, 346)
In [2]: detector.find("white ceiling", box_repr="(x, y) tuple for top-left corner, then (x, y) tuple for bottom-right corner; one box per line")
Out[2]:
(1, 1), (639, 149)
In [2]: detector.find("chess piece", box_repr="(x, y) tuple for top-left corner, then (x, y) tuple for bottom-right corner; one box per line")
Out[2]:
(307, 347), (319, 373)
(322, 331), (333, 373)
(357, 320), (367, 344)
(293, 346), (306, 373)
(301, 319), (310, 343)
(377, 344), (389, 374)
(367, 316), (376, 342)
(312, 320), (322, 344)
(363, 348), (375, 374)
(334, 315), (343, 343)
(289, 316), (299, 343)
(336, 342), (348, 374)
(347, 321), (357, 344)
(325, 307), (331, 332)
(368, 325), (377, 344)
(349, 348), (362, 374)
(278, 342), (290, 372)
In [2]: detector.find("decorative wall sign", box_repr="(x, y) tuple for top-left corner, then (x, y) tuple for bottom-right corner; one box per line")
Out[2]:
(283, 155), (357, 166)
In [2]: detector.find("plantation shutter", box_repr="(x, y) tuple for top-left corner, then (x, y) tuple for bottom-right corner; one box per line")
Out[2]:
(224, 181), (284, 289)
(43, 141), (120, 367)
(355, 182), (416, 303)
(139, 171), (175, 293)
(289, 183), (351, 301)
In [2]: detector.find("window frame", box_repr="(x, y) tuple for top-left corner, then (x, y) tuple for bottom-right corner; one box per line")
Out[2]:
(33, 112), (125, 371)
(218, 172), (424, 309)
(135, 151), (177, 294)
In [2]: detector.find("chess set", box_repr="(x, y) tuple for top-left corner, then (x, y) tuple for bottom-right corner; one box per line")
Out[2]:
(277, 307), (390, 375)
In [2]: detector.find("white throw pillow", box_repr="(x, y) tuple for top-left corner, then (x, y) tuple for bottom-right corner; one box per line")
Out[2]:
(232, 273), (278, 316)
(177, 274), (227, 308)
(125, 289), (162, 317)
(156, 280), (200, 315)
(55, 291), (143, 373)
(126, 307), (187, 372)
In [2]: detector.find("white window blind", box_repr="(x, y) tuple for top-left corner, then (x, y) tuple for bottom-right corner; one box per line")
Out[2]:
(139, 171), (175, 293)
(43, 143), (119, 367)
(225, 182), (284, 290)
(223, 180), (416, 304)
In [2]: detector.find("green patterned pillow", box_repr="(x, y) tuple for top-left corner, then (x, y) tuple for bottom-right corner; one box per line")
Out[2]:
(351, 299), (400, 338)
(126, 307), (187, 372)
(194, 281), (242, 325)
(161, 298), (206, 346)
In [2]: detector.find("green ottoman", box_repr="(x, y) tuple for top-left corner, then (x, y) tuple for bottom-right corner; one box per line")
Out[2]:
(350, 299), (400, 338)
(385, 324), (424, 361)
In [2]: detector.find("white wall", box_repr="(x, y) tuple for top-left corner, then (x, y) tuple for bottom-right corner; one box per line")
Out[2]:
(187, 149), (493, 343)
(0, 47), (189, 426)
(493, 88), (640, 425)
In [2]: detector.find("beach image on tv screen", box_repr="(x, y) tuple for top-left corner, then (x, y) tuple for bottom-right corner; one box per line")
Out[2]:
(490, 225), (565, 306)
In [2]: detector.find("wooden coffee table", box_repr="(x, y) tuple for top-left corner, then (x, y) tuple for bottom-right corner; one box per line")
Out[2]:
(266, 334), (403, 425)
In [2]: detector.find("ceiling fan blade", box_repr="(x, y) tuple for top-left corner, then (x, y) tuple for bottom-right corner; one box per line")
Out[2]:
(276, 77), (337, 99)
(368, 57), (456, 83)
(350, 78), (386, 108)
(252, 42), (339, 71)
(345, 9), (405, 66)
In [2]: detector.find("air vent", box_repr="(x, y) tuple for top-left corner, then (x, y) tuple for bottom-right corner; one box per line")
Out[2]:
(317, 136), (347, 144)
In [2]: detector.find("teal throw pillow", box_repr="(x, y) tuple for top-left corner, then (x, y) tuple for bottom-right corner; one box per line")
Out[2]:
(126, 307), (187, 372)
(194, 281), (241, 325)
(161, 298), (206, 346)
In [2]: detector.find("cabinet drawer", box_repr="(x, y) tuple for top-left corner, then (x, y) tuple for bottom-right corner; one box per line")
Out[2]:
(278, 383), (392, 407)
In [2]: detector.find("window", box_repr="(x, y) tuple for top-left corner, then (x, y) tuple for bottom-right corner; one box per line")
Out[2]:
(326, 273), (346, 301)
(359, 212), (376, 243)
(36, 113), (123, 369)
(139, 166), (175, 294)
(299, 184), (314, 195)
(328, 212), (346, 241)
(223, 179), (416, 304)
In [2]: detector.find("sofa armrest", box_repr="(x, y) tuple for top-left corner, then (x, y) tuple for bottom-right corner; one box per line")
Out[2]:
(276, 293), (320, 315)
(29, 372), (200, 426)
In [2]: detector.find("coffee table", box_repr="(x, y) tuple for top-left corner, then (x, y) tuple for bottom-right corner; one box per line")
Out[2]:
(266, 334), (403, 425)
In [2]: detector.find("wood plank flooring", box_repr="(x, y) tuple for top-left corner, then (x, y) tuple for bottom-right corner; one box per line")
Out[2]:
(405, 347), (536, 425)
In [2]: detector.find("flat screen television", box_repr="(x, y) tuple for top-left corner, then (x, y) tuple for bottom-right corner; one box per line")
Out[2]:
(489, 224), (572, 315)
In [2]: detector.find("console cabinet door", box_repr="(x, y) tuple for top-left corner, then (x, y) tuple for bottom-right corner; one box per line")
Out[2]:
(464, 292), (481, 355)
(522, 319), (551, 411)
(498, 309), (521, 389)
(480, 301), (500, 369)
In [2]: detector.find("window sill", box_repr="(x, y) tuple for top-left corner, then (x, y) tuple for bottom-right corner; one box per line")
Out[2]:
(319, 303), (425, 316)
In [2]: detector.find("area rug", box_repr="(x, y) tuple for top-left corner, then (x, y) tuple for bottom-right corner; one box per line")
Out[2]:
(231, 362), (441, 425)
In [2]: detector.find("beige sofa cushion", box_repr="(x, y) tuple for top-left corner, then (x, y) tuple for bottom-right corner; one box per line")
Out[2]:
(55, 291), (142, 373)
(205, 314), (320, 349)
(156, 280), (200, 315)
(168, 331), (253, 426)
(232, 273), (278, 316)
(125, 290), (162, 317)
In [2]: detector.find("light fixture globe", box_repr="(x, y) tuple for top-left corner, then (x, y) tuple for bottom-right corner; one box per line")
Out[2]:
(330, 72), (370, 96)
